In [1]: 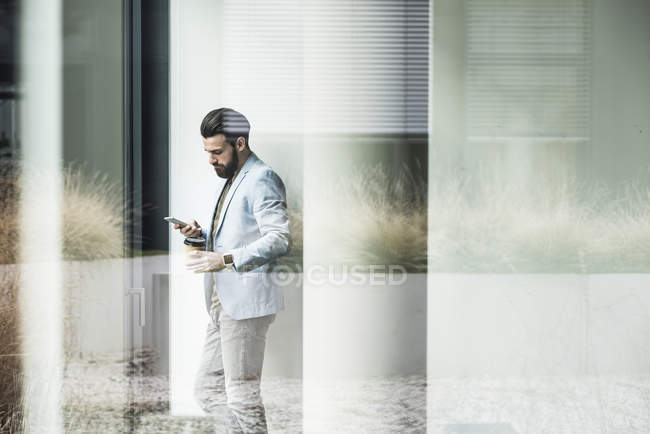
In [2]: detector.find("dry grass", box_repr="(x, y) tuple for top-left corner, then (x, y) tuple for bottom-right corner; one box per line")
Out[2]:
(0, 161), (22, 432)
(312, 163), (428, 272)
(336, 164), (428, 272)
(313, 161), (650, 273)
(275, 174), (303, 271)
(276, 207), (303, 270)
(0, 266), (22, 433)
(0, 161), (19, 265)
(428, 166), (650, 273)
(0, 163), (124, 263)
(61, 165), (124, 261)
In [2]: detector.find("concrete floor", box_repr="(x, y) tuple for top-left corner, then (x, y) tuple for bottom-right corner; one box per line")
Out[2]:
(62, 356), (649, 433)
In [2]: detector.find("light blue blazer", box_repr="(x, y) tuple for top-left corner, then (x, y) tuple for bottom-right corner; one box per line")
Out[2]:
(200, 152), (290, 319)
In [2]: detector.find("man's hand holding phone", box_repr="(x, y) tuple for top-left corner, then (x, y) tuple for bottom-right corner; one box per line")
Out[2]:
(165, 217), (202, 238)
(178, 219), (202, 238)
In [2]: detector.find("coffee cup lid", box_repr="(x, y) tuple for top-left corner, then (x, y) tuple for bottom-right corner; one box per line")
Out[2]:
(184, 237), (206, 247)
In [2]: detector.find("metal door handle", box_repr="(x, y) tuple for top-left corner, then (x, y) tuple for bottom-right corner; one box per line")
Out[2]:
(126, 287), (146, 327)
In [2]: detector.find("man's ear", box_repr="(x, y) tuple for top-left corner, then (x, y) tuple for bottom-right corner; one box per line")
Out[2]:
(236, 136), (246, 151)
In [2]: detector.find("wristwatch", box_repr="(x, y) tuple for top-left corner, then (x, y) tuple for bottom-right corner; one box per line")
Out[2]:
(223, 253), (234, 271)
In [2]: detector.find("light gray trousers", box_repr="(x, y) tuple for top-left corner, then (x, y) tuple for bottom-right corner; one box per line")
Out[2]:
(194, 302), (275, 433)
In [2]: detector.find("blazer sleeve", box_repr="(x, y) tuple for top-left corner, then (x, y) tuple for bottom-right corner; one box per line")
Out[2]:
(230, 169), (291, 270)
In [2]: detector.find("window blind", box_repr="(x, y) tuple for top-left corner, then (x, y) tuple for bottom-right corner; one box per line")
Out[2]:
(221, 0), (304, 134)
(466, 0), (591, 140)
(221, 0), (429, 135)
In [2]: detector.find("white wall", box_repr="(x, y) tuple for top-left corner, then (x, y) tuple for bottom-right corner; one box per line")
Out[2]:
(428, 274), (650, 377)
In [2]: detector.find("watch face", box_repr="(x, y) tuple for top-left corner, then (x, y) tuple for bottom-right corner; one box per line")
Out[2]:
(224, 254), (234, 265)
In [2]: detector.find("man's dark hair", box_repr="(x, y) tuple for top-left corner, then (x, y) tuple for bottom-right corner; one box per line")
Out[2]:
(200, 107), (250, 147)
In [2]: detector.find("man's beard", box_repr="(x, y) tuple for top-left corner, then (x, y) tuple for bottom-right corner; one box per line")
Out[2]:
(214, 151), (239, 179)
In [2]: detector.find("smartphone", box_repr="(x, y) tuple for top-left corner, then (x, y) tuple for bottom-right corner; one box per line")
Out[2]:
(164, 217), (188, 228)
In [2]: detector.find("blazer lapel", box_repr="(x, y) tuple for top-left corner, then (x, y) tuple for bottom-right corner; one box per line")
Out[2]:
(207, 179), (228, 250)
(213, 153), (259, 239)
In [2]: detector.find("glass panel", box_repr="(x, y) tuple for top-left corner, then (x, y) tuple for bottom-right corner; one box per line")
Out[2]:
(17, 0), (64, 431)
(62, 0), (127, 431)
(302, 0), (428, 431)
(430, 0), (650, 432)
(169, 0), (428, 431)
(2, 0), (126, 432)
(169, 1), (305, 431)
